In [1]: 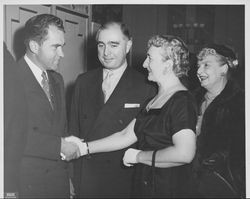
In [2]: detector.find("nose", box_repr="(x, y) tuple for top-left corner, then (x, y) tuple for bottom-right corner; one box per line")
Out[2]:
(103, 46), (110, 56)
(142, 58), (148, 69)
(197, 65), (203, 76)
(57, 47), (64, 58)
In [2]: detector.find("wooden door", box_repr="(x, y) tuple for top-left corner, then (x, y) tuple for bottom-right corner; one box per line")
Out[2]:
(4, 5), (90, 88)
(55, 6), (88, 88)
(4, 5), (51, 60)
(4, 4), (90, 116)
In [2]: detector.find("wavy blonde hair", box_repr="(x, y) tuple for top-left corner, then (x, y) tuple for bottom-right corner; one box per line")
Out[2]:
(147, 35), (190, 77)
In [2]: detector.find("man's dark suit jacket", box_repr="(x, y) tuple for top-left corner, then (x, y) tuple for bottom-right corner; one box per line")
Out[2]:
(69, 66), (156, 198)
(17, 57), (70, 198)
(4, 43), (28, 195)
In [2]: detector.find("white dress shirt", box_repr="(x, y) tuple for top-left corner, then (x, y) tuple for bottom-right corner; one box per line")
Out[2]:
(102, 63), (127, 102)
(24, 54), (48, 87)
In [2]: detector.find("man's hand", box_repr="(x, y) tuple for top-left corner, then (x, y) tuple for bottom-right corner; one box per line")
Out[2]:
(123, 148), (141, 167)
(69, 178), (75, 199)
(60, 138), (81, 161)
(65, 136), (88, 156)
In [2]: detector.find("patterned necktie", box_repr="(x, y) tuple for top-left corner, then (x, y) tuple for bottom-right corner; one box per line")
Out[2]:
(41, 71), (54, 109)
(102, 71), (114, 103)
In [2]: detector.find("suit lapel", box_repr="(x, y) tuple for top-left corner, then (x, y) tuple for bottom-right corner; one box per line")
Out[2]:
(85, 68), (104, 116)
(91, 67), (133, 133)
(105, 66), (132, 109)
(18, 58), (54, 114)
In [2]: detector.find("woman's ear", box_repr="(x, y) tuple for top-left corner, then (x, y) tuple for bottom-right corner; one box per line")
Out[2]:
(221, 63), (229, 76)
(28, 40), (39, 54)
(163, 59), (174, 75)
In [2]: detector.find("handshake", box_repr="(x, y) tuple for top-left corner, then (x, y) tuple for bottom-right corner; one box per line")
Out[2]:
(61, 136), (142, 167)
(60, 136), (88, 161)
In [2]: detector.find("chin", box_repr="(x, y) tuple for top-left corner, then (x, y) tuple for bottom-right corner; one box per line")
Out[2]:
(147, 75), (152, 81)
(50, 65), (58, 71)
(147, 76), (156, 83)
(102, 62), (113, 68)
(201, 83), (210, 90)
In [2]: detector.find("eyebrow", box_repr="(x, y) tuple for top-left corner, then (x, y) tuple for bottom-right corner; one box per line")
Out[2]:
(109, 41), (119, 45)
(97, 41), (104, 45)
(52, 43), (65, 48)
(97, 41), (120, 45)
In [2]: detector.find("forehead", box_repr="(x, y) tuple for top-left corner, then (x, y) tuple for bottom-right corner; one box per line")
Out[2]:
(148, 46), (163, 57)
(198, 54), (220, 63)
(97, 25), (126, 42)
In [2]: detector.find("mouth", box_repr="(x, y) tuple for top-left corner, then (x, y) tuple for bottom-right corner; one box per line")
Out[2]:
(146, 68), (151, 73)
(103, 58), (113, 62)
(198, 75), (208, 82)
(147, 70), (152, 77)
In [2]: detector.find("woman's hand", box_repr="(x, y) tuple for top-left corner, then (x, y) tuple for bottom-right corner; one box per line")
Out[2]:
(123, 148), (141, 167)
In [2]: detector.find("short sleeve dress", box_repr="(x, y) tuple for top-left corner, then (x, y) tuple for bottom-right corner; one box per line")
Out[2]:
(132, 91), (197, 198)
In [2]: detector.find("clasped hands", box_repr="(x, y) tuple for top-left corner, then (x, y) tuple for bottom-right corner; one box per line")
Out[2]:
(61, 135), (142, 166)
(60, 136), (87, 161)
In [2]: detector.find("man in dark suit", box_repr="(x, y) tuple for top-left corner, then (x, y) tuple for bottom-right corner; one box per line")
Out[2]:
(69, 21), (156, 198)
(14, 14), (80, 198)
(4, 42), (28, 197)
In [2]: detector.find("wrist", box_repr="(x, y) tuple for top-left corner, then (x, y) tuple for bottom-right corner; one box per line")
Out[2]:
(85, 142), (91, 159)
(136, 150), (142, 163)
(60, 138), (65, 152)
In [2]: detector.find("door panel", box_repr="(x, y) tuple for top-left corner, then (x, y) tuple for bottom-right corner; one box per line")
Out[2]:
(5, 5), (51, 60)
(4, 5), (90, 88)
(56, 8), (88, 87)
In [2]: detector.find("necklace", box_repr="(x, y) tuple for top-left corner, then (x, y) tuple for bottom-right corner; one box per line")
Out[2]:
(146, 89), (185, 111)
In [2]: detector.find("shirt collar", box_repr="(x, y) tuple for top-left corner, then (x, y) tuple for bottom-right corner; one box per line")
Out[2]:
(103, 62), (127, 79)
(24, 54), (48, 86)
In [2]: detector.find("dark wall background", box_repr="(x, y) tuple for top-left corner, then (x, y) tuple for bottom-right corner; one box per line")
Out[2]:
(123, 5), (244, 90)
(90, 5), (244, 90)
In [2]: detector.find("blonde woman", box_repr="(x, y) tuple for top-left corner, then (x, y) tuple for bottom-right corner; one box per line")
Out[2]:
(67, 35), (197, 198)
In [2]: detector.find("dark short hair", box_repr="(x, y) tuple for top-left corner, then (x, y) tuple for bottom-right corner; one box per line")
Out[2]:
(147, 35), (190, 77)
(95, 21), (132, 41)
(24, 14), (65, 47)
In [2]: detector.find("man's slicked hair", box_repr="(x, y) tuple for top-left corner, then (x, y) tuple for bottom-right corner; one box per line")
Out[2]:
(24, 14), (65, 47)
(95, 21), (132, 41)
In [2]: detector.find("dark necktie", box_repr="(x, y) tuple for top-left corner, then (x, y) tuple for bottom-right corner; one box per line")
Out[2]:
(41, 71), (54, 109)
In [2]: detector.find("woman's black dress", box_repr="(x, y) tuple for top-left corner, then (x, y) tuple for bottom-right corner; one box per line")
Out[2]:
(132, 91), (197, 198)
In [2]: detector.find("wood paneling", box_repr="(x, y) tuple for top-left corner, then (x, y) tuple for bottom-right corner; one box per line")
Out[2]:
(5, 5), (51, 60)
(56, 7), (88, 87)
(4, 5), (91, 89)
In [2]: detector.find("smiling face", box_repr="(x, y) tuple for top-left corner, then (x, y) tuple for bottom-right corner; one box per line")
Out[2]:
(143, 46), (166, 83)
(97, 24), (132, 70)
(197, 54), (228, 91)
(34, 25), (65, 71)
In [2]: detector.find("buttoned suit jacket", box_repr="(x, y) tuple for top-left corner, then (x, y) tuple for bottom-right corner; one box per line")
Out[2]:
(4, 44), (28, 194)
(69, 66), (156, 198)
(17, 57), (70, 198)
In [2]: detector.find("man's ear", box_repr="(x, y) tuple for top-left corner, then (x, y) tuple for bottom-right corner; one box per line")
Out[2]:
(28, 40), (39, 54)
(126, 40), (132, 54)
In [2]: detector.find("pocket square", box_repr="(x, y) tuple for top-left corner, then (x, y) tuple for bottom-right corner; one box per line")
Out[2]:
(124, 103), (140, 108)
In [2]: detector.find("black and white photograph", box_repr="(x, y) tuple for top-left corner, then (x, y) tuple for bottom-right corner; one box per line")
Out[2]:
(1, 0), (249, 198)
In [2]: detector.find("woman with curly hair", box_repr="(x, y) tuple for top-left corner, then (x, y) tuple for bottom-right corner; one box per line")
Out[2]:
(67, 35), (198, 198)
(191, 44), (245, 198)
